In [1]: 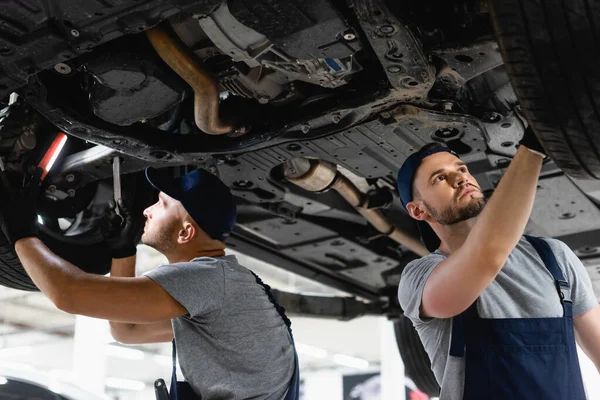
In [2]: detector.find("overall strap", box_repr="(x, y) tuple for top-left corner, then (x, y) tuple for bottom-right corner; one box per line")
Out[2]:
(450, 235), (572, 358)
(249, 270), (294, 340)
(170, 339), (178, 400)
(449, 302), (477, 358)
(450, 313), (466, 357)
(250, 270), (300, 400)
(524, 235), (573, 317)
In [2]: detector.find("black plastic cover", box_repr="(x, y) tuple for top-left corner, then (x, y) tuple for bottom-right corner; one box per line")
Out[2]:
(84, 51), (187, 126)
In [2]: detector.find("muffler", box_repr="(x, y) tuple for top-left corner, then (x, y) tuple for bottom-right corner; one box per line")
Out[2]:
(284, 158), (428, 256)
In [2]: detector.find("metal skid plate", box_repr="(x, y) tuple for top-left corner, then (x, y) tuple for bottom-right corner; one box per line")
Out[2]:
(218, 104), (489, 203)
(237, 217), (338, 248)
(229, 0), (360, 60)
(529, 175), (600, 256)
(282, 238), (398, 289)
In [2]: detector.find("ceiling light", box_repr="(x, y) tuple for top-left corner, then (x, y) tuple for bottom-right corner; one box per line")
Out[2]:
(104, 345), (144, 360)
(332, 354), (370, 369)
(0, 346), (33, 357)
(105, 377), (145, 391)
(295, 343), (328, 359)
(0, 377), (7, 385)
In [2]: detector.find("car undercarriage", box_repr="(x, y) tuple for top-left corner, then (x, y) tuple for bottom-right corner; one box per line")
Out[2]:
(1, 0), (600, 395)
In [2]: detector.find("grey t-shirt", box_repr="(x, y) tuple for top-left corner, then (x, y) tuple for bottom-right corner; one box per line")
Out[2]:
(398, 237), (598, 400)
(146, 255), (294, 400)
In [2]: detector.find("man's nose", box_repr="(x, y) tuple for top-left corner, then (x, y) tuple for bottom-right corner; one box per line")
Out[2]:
(451, 173), (469, 188)
(143, 206), (151, 219)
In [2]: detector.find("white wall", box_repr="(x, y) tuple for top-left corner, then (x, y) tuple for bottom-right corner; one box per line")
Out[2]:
(302, 370), (343, 400)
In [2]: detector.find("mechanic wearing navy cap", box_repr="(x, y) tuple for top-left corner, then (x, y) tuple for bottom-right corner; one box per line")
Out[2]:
(396, 127), (600, 400)
(0, 167), (299, 400)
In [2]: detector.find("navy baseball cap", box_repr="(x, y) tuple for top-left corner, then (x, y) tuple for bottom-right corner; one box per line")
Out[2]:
(397, 145), (459, 253)
(145, 167), (237, 242)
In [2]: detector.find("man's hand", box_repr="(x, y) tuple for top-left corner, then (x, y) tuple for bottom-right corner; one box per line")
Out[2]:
(100, 199), (137, 259)
(519, 126), (546, 158)
(0, 168), (43, 244)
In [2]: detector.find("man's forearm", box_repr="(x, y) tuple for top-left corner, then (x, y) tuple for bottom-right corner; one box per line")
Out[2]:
(105, 255), (174, 343)
(14, 237), (82, 305)
(110, 255), (136, 278)
(464, 147), (543, 263)
(108, 255), (137, 336)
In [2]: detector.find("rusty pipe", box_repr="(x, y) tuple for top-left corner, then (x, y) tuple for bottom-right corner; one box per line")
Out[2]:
(332, 174), (428, 256)
(146, 27), (232, 135)
(285, 159), (428, 256)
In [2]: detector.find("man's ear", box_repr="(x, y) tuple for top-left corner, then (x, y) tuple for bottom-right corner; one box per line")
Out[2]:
(177, 221), (197, 245)
(406, 201), (428, 221)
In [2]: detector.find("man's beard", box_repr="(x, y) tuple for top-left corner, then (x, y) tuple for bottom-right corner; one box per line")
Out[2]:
(142, 222), (177, 254)
(424, 196), (486, 226)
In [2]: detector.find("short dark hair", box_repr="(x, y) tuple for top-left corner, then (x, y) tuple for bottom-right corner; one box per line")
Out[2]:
(411, 142), (448, 200)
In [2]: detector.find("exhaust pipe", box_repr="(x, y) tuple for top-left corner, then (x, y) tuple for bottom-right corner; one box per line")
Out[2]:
(146, 26), (233, 135)
(284, 158), (429, 257)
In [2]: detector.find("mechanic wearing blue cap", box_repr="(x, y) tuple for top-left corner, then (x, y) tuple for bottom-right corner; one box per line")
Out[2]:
(0, 167), (298, 400)
(396, 127), (600, 399)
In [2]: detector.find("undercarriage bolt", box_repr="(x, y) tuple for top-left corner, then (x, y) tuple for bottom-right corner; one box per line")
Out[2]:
(67, 189), (76, 197)
(380, 111), (392, 119)
(65, 174), (75, 182)
(54, 63), (72, 75)
(300, 124), (311, 134)
(444, 102), (453, 112)
(482, 112), (502, 123)
(343, 32), (356, 41)
(48, 185), (56, 193)
(379, 25), (395, 34)
(70, 29), (79, 37)
(331, 113), (342, 124)
(435, 128), (460, 139)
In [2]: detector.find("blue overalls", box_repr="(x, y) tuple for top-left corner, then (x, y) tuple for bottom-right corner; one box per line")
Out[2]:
(449, 235), (587, 400)
(166, 271), (300, 400)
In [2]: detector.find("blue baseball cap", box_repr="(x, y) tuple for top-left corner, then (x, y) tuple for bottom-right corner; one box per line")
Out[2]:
(145, 167), (237, 242)
(397, 146), (459, 252)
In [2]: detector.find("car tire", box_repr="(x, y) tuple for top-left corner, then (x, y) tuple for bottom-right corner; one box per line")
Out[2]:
(394, 316), (440, 397)
(490, 0), (600, 179)
(0, 173), (154, 291)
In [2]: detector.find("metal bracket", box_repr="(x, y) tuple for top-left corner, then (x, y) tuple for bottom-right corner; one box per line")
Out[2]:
(271, 289), (385, 321)
(432, 41), (503, 82)
(352, 0), (435, 102)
